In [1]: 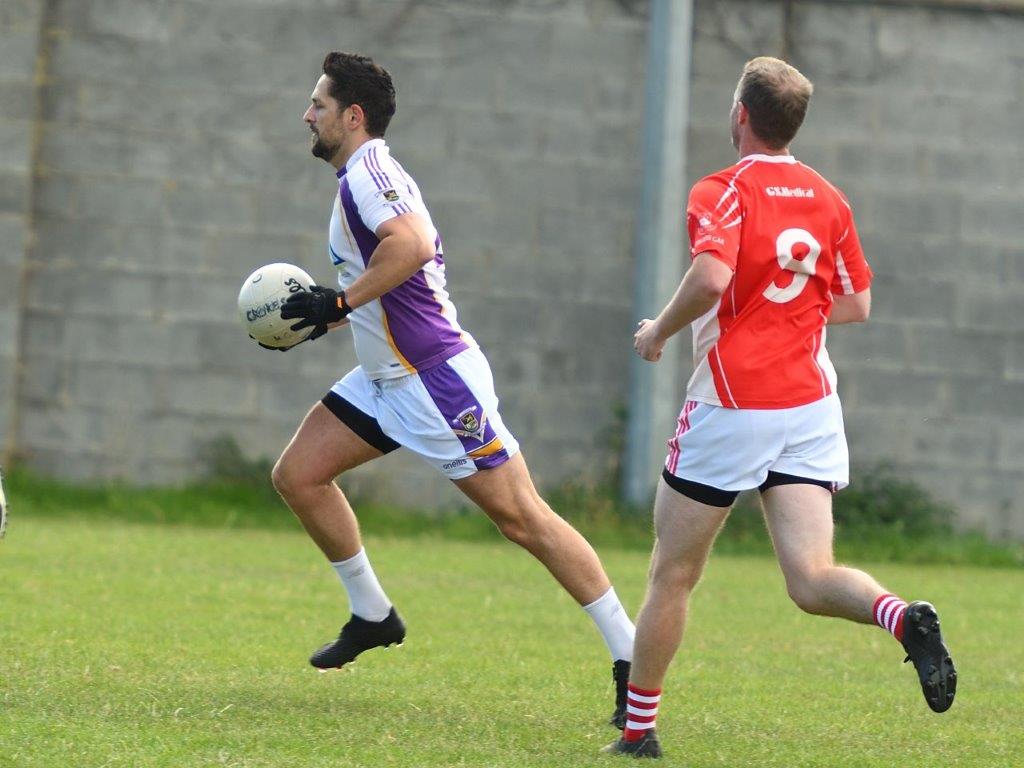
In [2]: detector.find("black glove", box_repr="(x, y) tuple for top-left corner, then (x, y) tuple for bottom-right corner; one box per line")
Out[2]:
(280, 286), (352, 342)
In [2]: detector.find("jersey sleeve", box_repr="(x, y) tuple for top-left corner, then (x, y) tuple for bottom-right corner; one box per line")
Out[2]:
(349, 160), (418, 234)
(686, 176), (741, 270)
(830, 197), (872, 295)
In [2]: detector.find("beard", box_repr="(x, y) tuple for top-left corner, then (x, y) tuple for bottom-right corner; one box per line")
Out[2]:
(310, 131), (339, 161)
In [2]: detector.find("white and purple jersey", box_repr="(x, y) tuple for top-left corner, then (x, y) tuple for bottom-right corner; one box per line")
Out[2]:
(329, 138), (476, 380)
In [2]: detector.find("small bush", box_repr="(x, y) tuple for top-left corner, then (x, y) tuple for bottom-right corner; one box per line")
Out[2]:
(834, 466), (955, 537)
(197, 435), (275, 489)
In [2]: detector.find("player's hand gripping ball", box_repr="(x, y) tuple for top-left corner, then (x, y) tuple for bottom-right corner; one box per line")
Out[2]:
(237, 263), (316, 350)
(280, 285), (352, 342)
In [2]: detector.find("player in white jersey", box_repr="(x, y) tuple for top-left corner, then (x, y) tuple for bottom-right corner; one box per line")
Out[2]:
(265, 52), (635, 726)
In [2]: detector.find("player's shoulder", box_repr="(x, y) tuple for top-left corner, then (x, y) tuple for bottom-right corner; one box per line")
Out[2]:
(793, 161), (852, 209)
(690, 158), (763, 199)
(695, 160), (751, 188)
(344, 155), (379, 195)
(346, 154), (401, 209)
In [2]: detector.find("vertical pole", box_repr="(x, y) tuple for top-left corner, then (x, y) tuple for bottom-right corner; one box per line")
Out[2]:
(622, 0), (694, 505)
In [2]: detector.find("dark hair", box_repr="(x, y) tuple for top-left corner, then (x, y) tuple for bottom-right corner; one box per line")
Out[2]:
(321, 52), (396, 137)
(737, 57), (813, 149)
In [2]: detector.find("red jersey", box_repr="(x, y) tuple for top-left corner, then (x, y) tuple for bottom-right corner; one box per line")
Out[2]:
(685, 154), (872, 409)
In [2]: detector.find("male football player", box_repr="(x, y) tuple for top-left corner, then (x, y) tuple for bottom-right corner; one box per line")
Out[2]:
(603, 57), (956, 758)
(267, 52), (635, 726)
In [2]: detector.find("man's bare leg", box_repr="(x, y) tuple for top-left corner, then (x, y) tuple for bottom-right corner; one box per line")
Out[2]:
(601, 479), (730, 757)
(273, 402), (403, 668)
(272, 402), (382, 562)
(760, 484), (886, 623)
(630, 479), (731, 691)
(454, 452), (636, 725)
(762, 483), (957, 712)
(453, 452), (613, 605)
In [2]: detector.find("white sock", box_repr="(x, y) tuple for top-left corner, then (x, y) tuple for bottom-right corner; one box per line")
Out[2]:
(330, 548), (392, 622)
(583, 586), (635, 662)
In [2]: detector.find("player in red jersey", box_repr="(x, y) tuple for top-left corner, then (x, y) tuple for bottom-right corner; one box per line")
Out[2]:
(603, 58), (956, 759)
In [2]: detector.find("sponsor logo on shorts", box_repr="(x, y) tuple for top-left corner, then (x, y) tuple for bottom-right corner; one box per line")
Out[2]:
(443, 458), (468, 470)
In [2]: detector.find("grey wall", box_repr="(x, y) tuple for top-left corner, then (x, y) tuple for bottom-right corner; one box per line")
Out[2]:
(2, 0), (1022, 536)
(0, 0), (44, 462)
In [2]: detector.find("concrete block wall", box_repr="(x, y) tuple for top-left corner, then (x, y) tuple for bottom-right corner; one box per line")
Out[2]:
(0, 1), (44, 458)
(9, 0), (647, 509)
(5, 0), (1023, 536)
(685, 0), (1024, 538)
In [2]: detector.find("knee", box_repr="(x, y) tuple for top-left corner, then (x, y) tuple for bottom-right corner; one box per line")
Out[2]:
(271, 457), (321, 503)
(649, 558), (702, 595)
(785, 570), (828, 615)
(270, 458), (294, 499)
(495, 515), (531, 547)
(490, 492), (552, 548)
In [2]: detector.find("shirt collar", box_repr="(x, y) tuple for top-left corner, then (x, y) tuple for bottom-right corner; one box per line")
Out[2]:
(743, 153), (797, 164)
(337, 138), (388, 178)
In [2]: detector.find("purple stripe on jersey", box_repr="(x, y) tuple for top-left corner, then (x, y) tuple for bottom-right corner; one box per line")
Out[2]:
(390, 157), (416, 195)
(419, 360), (509, 470)
(363, 156), (386, 190)
(341, 176), (469, 370)
(369, 148), (394, 189)
(340, 178), (379, 266)
(379, 272), (469, 371)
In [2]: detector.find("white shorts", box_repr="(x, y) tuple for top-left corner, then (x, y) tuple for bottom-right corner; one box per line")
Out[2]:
(324, 346), (520, 480)
(664, 394), (849, 503)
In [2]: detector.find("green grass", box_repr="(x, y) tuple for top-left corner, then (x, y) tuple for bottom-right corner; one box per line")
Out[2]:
(5, 467), (1023, 567)
(2, 514), (1023, 767)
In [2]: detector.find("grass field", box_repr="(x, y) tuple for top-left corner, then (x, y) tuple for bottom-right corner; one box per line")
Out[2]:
(2, 514), (1022, 767)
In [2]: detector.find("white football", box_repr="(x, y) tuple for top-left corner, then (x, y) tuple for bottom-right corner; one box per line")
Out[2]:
(237, 263), (316, 349)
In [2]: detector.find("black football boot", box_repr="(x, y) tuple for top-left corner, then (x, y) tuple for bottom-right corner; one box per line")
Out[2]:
(601, 730), (663, 759)
(901, 601), (957, 712)
(309, 607), (406, 669)
(609, 660), (631, 729)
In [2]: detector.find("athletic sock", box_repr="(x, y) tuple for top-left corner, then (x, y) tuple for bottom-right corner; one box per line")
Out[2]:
(873, 592), (908, 642)
(623, 682), (661, 742)
(582, 586), (636, 662)
(331, 548), (392, 622)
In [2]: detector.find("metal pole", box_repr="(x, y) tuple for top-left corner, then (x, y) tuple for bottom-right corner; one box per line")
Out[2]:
(622, 0), (694, 505)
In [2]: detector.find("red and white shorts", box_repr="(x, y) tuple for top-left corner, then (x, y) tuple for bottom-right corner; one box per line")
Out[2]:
(664, 393), (849, 494)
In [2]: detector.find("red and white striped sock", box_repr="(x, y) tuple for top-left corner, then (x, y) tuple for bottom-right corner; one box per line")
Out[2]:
(873, 593), (907, 642)
(623, 682), (661, 742)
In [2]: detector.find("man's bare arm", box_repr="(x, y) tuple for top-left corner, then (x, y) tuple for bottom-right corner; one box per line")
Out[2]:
(634, 252), (734, 362)
(342, 213), (437, 309)
(828, 288), (871, 325)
